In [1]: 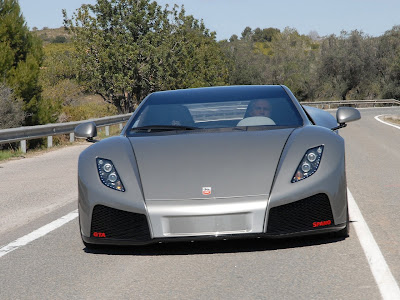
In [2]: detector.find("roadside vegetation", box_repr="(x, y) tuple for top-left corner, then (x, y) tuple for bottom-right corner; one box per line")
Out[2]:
(1, 0), (400, 154)
(384, 116), (400, 125)
(0, 148), (22, 161)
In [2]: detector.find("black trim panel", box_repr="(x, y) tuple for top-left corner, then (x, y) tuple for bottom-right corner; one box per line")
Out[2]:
(90, 205), (151, 241)
(267, 193), (335, 235)
(82, 224), (346, 246)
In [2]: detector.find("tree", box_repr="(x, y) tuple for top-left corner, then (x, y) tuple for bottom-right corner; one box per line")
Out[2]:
(63, 0), (169, 112)
(0, 83), (24, 129)
(40, 43), (78, 88)
(220, 27), (284, 86)
(241, 26), (252, 40)
(161, 9), (229, 90)
(308, 30), (320, 41)
(253, 27), (280, 42)
(267, 28), (318, 100)
(229, 34), (238, 42)
(52, 36), (67, 43)
(63, 0), (229, 113)
(0, 0), (46, 125)
(376, 26), (400, 99)
(220, 26), (322, 100)
(220, 37), (266, 85)
(317, 31), (378, 100)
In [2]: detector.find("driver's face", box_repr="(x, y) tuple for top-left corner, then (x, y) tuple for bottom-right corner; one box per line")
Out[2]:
(250, 100), (271, 117)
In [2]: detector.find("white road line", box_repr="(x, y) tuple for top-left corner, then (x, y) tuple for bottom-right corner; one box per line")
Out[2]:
(375, 115), (400, 130)
(0, 210), (78, 258)
(348, 189), (400, 300)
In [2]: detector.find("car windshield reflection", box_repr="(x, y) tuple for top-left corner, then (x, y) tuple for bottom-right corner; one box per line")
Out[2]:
(127, 87), (304, 134)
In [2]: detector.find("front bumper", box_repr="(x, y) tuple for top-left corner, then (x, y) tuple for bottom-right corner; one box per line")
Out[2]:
(81, 193), (347, 246)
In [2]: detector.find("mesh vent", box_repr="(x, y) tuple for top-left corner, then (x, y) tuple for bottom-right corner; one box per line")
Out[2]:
(91, 205), (151, 241)
(267, 193), (334, 235)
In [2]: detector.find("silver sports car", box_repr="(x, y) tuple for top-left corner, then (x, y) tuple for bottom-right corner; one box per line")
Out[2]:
(75, 85), (360, 247)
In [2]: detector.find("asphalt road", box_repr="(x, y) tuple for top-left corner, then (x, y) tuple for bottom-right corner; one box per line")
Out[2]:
(1, 107), (399, 300)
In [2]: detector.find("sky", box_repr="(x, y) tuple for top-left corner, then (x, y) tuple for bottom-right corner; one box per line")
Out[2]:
(18, 0), (400, 40)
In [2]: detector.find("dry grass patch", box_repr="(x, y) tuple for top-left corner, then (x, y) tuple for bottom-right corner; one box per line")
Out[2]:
(383, 115), (400, 125)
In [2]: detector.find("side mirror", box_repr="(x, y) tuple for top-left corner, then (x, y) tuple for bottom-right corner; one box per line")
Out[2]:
(74, 121), (97, 142)
(332, 107), (361, 131)
(337, 107), (361, 124)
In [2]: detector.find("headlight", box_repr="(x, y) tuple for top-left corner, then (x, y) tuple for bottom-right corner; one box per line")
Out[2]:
(96, 158), (125, 191)
(292, 146), (324, 183)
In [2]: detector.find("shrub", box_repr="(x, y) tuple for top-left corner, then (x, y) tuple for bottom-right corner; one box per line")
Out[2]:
(0, 83), (24, 129)
(62, 102), (118, 122)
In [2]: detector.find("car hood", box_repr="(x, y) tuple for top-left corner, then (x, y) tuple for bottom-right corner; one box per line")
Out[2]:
(128, 129), (294, 200)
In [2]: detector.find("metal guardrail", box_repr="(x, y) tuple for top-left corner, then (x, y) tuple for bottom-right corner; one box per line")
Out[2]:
(300, 99), (400, 109)
(0, 113), (132, 153)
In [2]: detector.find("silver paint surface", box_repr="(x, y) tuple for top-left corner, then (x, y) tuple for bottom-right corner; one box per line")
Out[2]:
(74, 121), (97, 138)
(337, 106), (361, 124)
(77, 85), (355, 243)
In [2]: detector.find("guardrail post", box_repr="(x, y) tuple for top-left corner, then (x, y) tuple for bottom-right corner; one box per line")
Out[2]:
(70, 132), (74, 143)
(119, 123), (123, 130)
(105, 126), (110, 136)
(20, 140), (26, 154)
(47, 136), (53, 148)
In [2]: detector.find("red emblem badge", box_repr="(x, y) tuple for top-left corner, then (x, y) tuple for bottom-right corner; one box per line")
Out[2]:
(202, 187), (211, 195)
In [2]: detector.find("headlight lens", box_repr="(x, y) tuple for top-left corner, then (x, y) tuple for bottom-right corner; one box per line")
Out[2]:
(96, 158), (125, 192)
(292, 146), (324, 183)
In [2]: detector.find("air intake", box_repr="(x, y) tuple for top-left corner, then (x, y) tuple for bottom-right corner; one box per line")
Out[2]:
(91, 205), (151, 241)
(267, 193), (334, 235)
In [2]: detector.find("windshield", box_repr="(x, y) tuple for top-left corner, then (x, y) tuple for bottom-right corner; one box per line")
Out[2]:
(127, 86), (303, 133)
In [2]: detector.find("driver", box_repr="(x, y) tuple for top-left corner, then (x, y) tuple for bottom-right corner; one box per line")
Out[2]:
(244, 99), (272, 118)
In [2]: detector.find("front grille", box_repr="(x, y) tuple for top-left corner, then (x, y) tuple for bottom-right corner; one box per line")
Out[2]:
(91, 205), (151, 241)
(267, 193), (334, 235)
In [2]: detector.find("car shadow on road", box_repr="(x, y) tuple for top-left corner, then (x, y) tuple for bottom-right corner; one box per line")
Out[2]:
(83, 233), (347, 256)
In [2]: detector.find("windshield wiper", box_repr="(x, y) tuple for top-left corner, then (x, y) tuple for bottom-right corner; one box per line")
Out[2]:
(130, 125), (199, 132)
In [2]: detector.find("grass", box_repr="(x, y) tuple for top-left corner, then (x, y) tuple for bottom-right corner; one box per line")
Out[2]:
(0, 149), (22, 161)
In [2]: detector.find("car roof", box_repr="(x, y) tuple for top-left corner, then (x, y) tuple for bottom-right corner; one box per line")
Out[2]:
(150, 85), (286, 97)
(146, 85), (293, 106)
